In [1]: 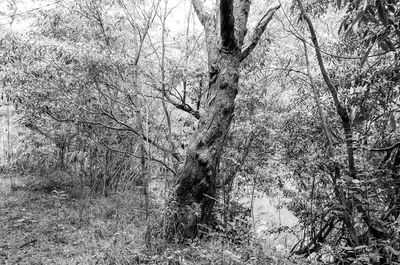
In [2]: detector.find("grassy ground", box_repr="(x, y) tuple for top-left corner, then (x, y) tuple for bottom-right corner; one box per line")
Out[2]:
(0, 173), (311, 265)
(0, 174), (150, 264)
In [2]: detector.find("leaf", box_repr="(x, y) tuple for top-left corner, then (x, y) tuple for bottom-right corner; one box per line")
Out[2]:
(362, 0), (369, 10)
(339, 15), (350, 34)
(337, 0), (342, 9)
(353, 193), (364, 203)
(387, 4), (396, 13)
(361, 44), (374, 67)
(390, 113), (397, 131)
(363, 13), (379, 24)
(385, 38), (396, 51)
(354, 0), (362, 9)
(342, 246), (354, 251)
(369, 253), (382, 262)
(376, 0), (389, 27)
(380, 40), (390, 51)
(343, 175), (354, 182)
(355, 245), (367, 250)
(386, 246), (400, 256)
(344, 10), (365, 38)
(351, 178), (362, 184)
(371, 224), (385, 233)
(351, 107), (358, 122)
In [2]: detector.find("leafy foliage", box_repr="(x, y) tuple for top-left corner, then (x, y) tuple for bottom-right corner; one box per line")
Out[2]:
(2, 0), (400, 264)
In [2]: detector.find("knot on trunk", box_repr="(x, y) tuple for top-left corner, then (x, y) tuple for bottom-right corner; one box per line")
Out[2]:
(219, 70), (239, 90)
(198, 151), (210, 166)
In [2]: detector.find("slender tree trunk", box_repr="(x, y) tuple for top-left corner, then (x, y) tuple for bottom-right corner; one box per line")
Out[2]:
(7, 103), (10, 165)
(296, 0), (390, 245)
(302, 41), (333, 157)
(297, 0), (356, 178)
(130, 63), (150, 245)
(302, 40), (357, 242)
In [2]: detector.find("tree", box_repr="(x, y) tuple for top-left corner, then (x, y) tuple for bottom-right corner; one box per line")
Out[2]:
(275, 0), (400, 261)
(169, 0), (280, 239)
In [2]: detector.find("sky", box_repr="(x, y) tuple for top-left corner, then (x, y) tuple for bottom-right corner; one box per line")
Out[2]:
(0, 0), (59, 32)
(0, 0), (195, 33)
(0, 0), (288, 36)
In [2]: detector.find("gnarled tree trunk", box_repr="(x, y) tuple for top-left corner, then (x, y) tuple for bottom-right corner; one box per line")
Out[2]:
(168, 0), (280, 240)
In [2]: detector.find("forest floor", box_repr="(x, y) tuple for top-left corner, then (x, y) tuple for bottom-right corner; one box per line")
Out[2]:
(0, 173), (310, 265)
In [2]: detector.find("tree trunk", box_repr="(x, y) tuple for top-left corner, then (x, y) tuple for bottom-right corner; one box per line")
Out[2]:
(174, 48), (241, 237)
(296, 0), (389, 245)
(168, 0), (279, 240)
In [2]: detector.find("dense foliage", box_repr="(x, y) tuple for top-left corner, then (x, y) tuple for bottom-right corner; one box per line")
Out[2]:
(1, 0), (400, 264)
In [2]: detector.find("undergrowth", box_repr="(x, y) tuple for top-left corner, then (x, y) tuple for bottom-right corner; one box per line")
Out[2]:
(0, 173), (311, 265)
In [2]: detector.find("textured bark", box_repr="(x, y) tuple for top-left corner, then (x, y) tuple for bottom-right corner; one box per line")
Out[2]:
(168, 0), (280, 240)
(175, 47), (241, 224)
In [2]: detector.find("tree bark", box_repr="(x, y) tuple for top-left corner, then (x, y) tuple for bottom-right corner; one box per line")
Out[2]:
(169, 0), (280, 240)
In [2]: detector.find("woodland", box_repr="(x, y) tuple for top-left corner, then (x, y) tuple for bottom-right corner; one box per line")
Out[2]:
(0, 0), (400, 264)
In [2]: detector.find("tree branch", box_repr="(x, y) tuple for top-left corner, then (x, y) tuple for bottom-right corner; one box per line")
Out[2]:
(46, 109), (132, 132)
(24, 122), (55, 142)
(363, 141), (400, 152)
(102, 142), (176, 175)
(241, 3), (280, 61)
(220, 0), (237, 51)
(296, 0), (356, 179)
(295, 0), (346, 118)
(302, 40), (335, 158)
(147, 80), (201, 120)
(191, 0), (211, 27)
(233, 0), (251, 47)
(164, 93), (200, 120)
(292, 219), (335, 257)
(46, 109), (181, 161)
(171, 101), (200, 120)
